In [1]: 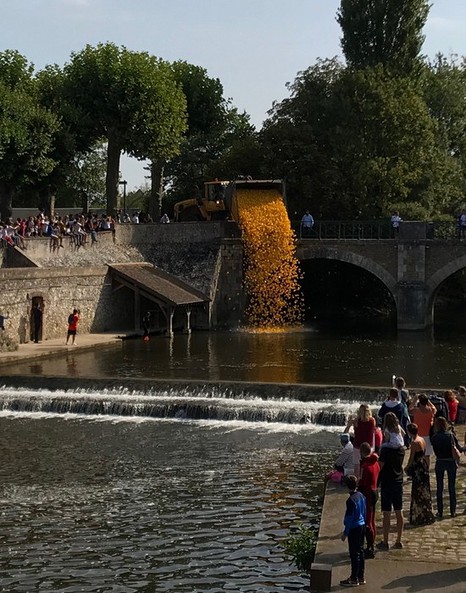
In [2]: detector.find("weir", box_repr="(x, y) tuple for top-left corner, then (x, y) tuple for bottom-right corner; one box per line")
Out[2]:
(0, 385), (361, 426)
(0, 377), (444, 426)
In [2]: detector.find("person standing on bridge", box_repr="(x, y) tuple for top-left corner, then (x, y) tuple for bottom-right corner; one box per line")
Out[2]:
(458, 210), (466, 240)
(390, 211), (402, 237)
(301, 211), (314, 237)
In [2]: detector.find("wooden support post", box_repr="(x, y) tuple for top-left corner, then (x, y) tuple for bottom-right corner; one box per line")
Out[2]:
(184, 307), (192, 334)
(134, 287), (140, 332)
(166, 306), (174, 337)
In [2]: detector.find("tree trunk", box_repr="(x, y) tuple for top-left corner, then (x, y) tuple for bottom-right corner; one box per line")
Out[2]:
(149, 160), (165, 221)
(0, 182), (14, 221)
(80, 189), (88, 214)
(47, 193), (56, 219)
(106, 133), (121, 216)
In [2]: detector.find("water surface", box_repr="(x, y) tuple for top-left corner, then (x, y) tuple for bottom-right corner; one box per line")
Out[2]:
(0, 411), (333, 592)
(6, 323), (466, 388)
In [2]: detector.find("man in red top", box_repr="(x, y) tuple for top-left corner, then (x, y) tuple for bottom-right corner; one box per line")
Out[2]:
(66, 309), (79, 345)
(358, 442), (380, 559)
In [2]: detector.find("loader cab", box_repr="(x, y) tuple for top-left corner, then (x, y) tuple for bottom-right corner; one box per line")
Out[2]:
(204, 181), (228, 204)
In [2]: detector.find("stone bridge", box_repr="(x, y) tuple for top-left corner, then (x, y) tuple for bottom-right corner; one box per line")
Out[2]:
(296, 222), (466, 330)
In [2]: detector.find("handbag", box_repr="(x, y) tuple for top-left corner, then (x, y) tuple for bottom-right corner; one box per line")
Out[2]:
(451, 435), (461, 463)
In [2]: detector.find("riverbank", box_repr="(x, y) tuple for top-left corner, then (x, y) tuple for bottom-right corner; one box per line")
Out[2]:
(314, 433), (466, 592)
(0, 332), (127, 367)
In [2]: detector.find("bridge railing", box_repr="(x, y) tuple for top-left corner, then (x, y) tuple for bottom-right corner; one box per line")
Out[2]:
(292, 220), (392, 240)
(292, 220), (460, 240)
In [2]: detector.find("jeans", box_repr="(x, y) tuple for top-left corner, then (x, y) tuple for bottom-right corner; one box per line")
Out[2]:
(435, 459), (457, 516)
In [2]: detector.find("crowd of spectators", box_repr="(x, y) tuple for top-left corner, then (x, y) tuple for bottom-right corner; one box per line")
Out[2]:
(0, 210), (117, 250)
(330, 377), (466, 585)
(0, 208), (173, 250)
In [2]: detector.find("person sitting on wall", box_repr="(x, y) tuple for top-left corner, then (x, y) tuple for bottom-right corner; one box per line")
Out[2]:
(160, 213), (170, 224)
(325, 433), (354, 485)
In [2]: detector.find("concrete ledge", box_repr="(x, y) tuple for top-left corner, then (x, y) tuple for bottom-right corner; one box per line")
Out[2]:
(310, 562), (332, 591)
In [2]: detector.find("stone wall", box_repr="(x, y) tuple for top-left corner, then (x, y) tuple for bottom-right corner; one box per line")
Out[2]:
(212, 240), (245, 327)
(0, 222), (246, 341)
(0, 266), (133, 343)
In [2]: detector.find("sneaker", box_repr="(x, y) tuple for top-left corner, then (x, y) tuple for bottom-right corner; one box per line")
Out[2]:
(364, 548), (375, 559)
(376, 541), (389, 550)
(340, 577), (359, 587)
(358, 578), (366, 585)
(392, 541), (403, 549)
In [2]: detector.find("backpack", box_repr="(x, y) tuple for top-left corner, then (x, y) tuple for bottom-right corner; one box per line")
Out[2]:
(429, 395), (449, 421)
(68, 313), (74, 325)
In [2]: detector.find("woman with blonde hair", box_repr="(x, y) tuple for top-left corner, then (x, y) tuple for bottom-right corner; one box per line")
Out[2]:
(345, 404), (376, 478)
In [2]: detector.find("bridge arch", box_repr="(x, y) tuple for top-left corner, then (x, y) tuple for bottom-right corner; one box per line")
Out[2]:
(426, 254), (466, 324)
(296, 244), (398, 307)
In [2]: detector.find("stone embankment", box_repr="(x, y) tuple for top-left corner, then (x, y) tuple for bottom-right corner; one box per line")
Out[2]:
(0, 222), (244, 342)
(6, 225), (224, 298)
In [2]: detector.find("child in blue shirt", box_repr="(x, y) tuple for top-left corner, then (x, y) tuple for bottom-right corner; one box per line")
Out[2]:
(340, 475), (366, 587)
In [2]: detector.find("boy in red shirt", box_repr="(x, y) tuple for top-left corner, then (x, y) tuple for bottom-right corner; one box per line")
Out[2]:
(66, 309), (79, 345)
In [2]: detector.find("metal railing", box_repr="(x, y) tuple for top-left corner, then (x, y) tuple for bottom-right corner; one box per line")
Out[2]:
(292, 220), (461, 241)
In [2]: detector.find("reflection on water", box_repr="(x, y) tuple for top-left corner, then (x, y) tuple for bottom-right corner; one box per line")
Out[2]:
(0, 414), (333, 592)
(6, 321), (466, 387)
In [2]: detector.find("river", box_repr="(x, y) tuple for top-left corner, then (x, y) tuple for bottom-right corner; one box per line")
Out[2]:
(5, 319), (466, 387)
(1, 320), (465, 591)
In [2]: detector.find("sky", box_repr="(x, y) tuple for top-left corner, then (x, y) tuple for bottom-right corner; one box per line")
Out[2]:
(3, 0), (466, 190)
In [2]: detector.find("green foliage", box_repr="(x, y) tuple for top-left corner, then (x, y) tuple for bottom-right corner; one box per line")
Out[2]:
(262, 56), (465, 220)
(337, 0), (430, 75)
(164, 61), (255, 210)
(57, 143), (107, 209)
(63, 43), (187, 214)
(0, 49), (34, 89)
(282, 524), (317, 573)
(0, 55), (60, 219)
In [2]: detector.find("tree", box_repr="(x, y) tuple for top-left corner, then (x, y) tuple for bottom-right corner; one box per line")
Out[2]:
(337, 0), (430, 75)
(28, 64), (95, 215)
(58, 143), (107, 210)
(421, 55), (466, 205)
(262, 59), (456, 220)
(261, 59), (345, 218)
(0, 51), (60, 220)
(62, 43), (186, 215)
(162, 62), (255, 216)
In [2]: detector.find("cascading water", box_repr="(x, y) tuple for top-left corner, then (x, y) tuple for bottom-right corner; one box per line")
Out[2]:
(0, 385), (376, 428)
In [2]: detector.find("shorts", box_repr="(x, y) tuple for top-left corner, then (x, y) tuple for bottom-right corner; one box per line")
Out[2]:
(67, 329), (77, 336)
(380, 482), (403, 512)
(423, 436), (433, 457)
